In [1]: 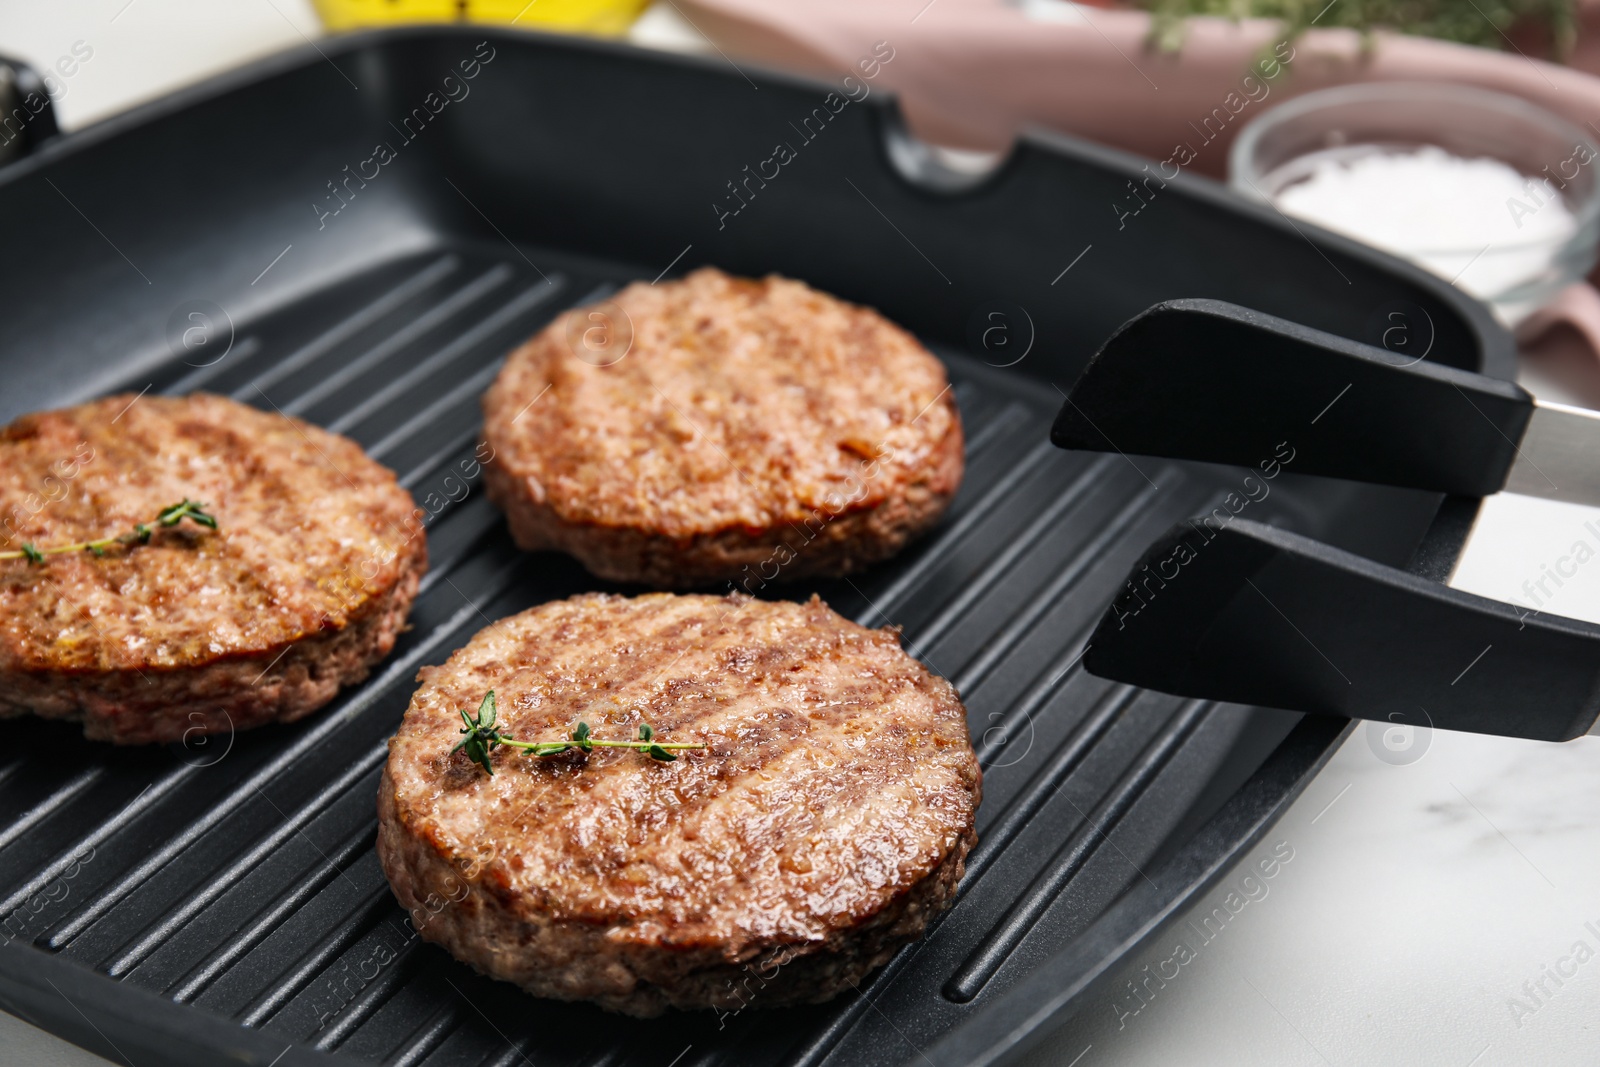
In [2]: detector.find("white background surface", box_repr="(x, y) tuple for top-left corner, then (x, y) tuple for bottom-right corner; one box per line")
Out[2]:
(4, 3), (1600, 1064)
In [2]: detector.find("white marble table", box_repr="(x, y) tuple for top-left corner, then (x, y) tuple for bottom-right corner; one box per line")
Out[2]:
(3, 4), (1600, 1064)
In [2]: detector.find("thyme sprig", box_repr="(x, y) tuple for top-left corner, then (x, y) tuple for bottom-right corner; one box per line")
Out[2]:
(452, 691), (705, 775)
(0, 499), (217, 564)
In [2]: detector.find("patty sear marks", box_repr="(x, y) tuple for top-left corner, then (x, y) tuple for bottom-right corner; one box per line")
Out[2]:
(482, 268), (964, 587)
(0, 393), (426, 744)
(378, 592), (980, 1016)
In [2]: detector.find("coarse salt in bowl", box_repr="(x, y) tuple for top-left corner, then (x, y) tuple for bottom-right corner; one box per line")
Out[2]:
(1230, 83), (1600, 325)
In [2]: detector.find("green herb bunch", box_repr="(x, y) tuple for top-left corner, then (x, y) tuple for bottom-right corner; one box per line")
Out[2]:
(1140, 0), (1575, 58)
(1, 499), (217, 564)
(451, 691), (705, 776)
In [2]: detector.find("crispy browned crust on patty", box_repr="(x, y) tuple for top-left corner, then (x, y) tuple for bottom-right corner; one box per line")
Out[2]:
(481, 269), (964, 588)
(0, 394), (427, 744)
(377, 592), (980, 1016)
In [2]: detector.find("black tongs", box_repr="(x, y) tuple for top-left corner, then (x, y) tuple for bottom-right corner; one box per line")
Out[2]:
(1051, 299), (1600, 743)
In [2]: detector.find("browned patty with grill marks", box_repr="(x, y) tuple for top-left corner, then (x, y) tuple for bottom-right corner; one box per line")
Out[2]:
(0, 393), (426, 744)
(377, 592), (980, 1016)
(481, 268), (964, 588)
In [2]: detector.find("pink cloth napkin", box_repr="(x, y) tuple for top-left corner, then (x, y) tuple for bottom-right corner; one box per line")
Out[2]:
(1518, 282), (1600, 353)
(681, 0), (1600, 368)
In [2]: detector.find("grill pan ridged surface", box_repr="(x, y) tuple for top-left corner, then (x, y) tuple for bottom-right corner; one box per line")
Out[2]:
(0, 25), (1511, 1067)
(3, 245), (1281, 1066)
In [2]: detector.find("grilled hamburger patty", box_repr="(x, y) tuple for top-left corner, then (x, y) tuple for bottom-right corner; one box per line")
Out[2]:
(481, 268), (964, 587)
(0, 393), (426, 744)
(378, 592), (980, 1016)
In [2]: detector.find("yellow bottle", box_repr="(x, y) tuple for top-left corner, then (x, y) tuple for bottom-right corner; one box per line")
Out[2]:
(311, 0), (653, 37)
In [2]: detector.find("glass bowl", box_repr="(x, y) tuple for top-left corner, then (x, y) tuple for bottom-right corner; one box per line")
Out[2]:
(1230, 82), (1600, 325)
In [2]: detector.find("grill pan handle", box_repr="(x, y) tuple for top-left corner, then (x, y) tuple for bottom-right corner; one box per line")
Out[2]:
(1083, 517), (1600, 742)
(1050, 298), (1535, 498)
(1054, 298), (1600, 739)
(0, 54), (60, 167)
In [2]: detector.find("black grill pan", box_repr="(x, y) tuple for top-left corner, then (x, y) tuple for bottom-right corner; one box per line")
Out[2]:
(0, 27), (1510, 1067)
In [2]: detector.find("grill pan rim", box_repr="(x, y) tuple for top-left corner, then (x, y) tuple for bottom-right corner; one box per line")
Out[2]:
(0, 940), (340, 1067)
(0, 22), (1515, 388)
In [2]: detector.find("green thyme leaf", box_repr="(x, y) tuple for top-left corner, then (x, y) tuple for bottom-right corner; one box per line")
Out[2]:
(463, 735), (494, 776)
(186, 503), (218, 529)
(451, 691), (507, 775)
